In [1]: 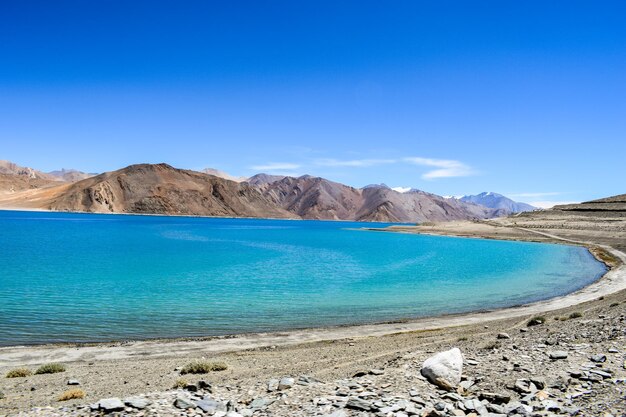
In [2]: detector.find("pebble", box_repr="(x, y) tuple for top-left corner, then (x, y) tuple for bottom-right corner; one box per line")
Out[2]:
(174, 396), (196, 409)
(346, 397), (373, 411)
(278, 377), (295, 390)
(124, 397), (151, 409)
(196, 398), (226, 413)
(590, 353), (607, 363)
(548, 350), (568, 360)
(98, 398), (125, 413)
(267, 378), (279, 392)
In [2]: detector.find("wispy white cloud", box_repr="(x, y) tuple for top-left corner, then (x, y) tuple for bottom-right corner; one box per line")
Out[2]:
(251, 155), (475, 181)
(250, 162), (301, 171)
(314, 158), (396, 167)
(391, 186), (411, 193)
(528, 200), (579, 209)
(404, 157), (475, 179)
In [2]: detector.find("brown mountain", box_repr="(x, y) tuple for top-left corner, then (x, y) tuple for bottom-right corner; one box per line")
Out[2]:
(0, 163), (501, 222)
(358, 188), (498, 222)
(0, 173), (59, 196)
(257, 175), (363, 220)
(47, 168), (96, 182)
(19, 163), (297, 218)
(246, 173), (286, 186)
(0, 161), (98, 196)
(201, 168), (247, 183)
(0, 160), (57, 181)
(251, 175), (498, 222)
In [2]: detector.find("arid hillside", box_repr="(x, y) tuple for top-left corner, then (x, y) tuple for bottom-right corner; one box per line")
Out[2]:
(0, 174), (59, 196)
(0, 162), (505, 222)
(0, 161), (94, 195)
(250, 175), (499, 222)
(0, 164), (294, 218)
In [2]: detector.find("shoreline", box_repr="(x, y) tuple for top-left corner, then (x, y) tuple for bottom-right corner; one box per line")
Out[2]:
(1, 227), (623, 365)
(0, 207), (406, 224)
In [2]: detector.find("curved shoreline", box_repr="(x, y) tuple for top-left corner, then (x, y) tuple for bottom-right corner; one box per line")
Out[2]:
(1, 227), (624, 366)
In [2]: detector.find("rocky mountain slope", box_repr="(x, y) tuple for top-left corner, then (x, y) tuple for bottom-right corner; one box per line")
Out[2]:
(0, 163), (505, 222)
(0, 160), (57, 181)
(459, 192), (536, 213)
(26, 164), (296, 218)
(47, 168), (95, 182)
(245, 173), (286, 186)
(550, 194), (626, 212)
(0, 174), (59, 195)
(201, 168), (247, 183)
(250, 174), (498, 222)
(0, 161), (95, 194)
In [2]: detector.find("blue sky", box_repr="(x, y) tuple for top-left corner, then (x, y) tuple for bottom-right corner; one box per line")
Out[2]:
(1, 1), (625, 207)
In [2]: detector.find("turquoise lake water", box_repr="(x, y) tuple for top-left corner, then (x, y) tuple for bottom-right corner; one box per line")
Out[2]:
(0, 210), (606, 346)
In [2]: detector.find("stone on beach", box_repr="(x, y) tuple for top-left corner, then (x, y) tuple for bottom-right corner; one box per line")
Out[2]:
(548, 350), (568, 360)
(98, 398), (125, 413)
(124, 397), (151, 409)
(420, 347), (463, 391)
(249, 397), (273, 410)
(278, 377), (295, 390)
(267, 378), (279, 392)
(196, 398), (226, 413)
(345, 397), (373, 411)
(174, 396), (196, 409)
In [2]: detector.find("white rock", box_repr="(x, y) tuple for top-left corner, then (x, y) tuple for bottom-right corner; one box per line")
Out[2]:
(548, 350), (568, 360)
(323, 411), (348, 417)
(420, 348), (463, 390)
(98, 398), (125, 412)
(278, 377), (295, 390)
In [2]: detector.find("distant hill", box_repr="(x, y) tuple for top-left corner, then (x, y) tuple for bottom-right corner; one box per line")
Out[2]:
(0, 173), (59, 195)
(201, 168), (247, 183)
(48, 168), (96, 182)
(0, 160), (57, 181)
(362, 183), (391, 190)
(0, 160), (62, 195)
(259, 175), (363, 220)
(493, 193), (626, 252)
(0, 163), (505, 223)
(550, 194), (626, 212)
(253, 174), (499, 222)
(1, 160), (96, 183)
(245, 173), (286, 186)
(459, 192), (536, 213)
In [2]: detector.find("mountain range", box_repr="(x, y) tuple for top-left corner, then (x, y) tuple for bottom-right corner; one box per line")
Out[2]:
(0, 161), (534, 223)
(0, 160), (95, 185)
(458, 192), (536, 213)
